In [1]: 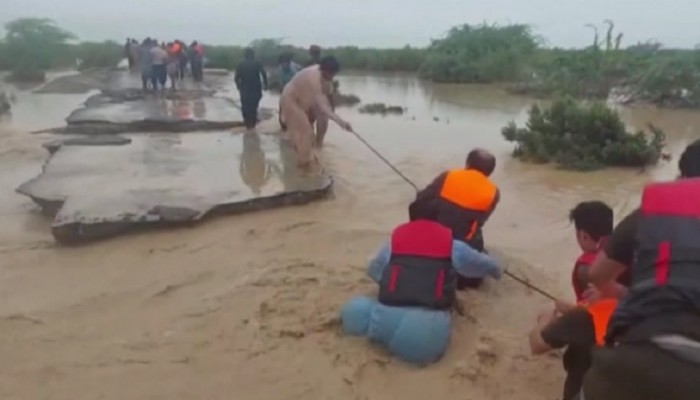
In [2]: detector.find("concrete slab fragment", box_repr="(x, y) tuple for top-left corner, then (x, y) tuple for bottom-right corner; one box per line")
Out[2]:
(17, 132), (332, 243)
(66, 97), (241, 127)
(42, 135), (132, 154)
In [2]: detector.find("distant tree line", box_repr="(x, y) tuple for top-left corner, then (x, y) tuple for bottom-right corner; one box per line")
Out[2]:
(2, 18), (700, 109)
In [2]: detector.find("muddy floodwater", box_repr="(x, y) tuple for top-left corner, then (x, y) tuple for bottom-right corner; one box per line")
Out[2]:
(1, 71), (700, 400)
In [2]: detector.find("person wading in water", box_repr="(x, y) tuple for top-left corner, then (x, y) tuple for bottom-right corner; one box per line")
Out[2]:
(340, 200), (502, 364)
(234, 48), (268, 130)
(278, 56), (352, 167)
(412, 149), (500, 290)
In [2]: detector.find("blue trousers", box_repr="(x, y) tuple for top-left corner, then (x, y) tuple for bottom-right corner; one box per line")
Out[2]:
(340, 296), (452, 365)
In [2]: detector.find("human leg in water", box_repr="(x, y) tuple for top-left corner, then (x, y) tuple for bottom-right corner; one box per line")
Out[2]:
(281, 99), (316, 166)
(340, 296), (452, 365)
(240, 91), (256, 130)
(251, 93), (262, 127)
(315, 114), (329, 147)
(141, 70), (151, 92)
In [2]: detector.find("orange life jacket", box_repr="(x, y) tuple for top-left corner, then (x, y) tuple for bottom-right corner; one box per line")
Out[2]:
(437, 169), (498, 247)
(584, 298), (618, 346)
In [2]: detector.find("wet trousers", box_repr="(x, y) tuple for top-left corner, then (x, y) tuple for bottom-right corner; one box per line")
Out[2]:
(178, 58), (188, 79)
(191, 59), (203, 81)
(151, 65), (167, 89)
(141, 69), (152, 90)
(583, 342), (700, 400)
(240, 91), (262, 129)
(340, 296), (452, 365)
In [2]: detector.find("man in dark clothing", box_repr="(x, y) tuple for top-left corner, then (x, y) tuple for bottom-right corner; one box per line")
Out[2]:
(190, 41), (204, 82)
(234, 48), (268, 130)
(584, 139), (700, 400)
(124, 38), (134, 69)
(175, 40), (188, 80)
(305, 45), (322, 67)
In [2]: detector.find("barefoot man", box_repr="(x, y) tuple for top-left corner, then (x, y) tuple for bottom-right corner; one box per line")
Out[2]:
(279, 56), (352, 166)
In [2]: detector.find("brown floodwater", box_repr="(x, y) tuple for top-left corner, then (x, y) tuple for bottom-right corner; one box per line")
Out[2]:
(1, 72), (700, 400)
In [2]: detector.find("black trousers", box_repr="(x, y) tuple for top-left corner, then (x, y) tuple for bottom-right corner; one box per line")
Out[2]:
(151, 65), (167, 89)
(191, 60), (203, 81)
(240, 91), (262, 128)
(583, 342), (700, 400)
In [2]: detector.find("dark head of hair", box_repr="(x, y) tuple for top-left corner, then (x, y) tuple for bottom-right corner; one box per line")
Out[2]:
(319, 56), (340, 74)
(679, 139), (700, 178)
(466, 149), (496, 176)
(278, 52), (292, 64)
(167, 42), (173, 47)
(408, 199), (440, 222)
(244, 47), (255, 60)
(309, 45), (321, 56)
(569, 201), (614, 241)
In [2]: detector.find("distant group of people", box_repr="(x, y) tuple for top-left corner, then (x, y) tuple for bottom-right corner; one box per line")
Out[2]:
(338, 139), (700, 400)
(124, 38), (205, 91)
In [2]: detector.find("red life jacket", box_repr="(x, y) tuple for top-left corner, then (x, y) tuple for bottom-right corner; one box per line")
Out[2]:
(378, 220), (456, 309)
(608, 178), (700, 342)
(572, 252), (597, 302)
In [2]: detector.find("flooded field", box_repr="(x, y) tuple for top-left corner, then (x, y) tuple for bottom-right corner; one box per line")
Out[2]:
(1, 71), (699, 400)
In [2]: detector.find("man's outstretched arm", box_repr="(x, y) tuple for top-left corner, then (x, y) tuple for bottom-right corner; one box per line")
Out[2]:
(451, 240), (502, 279)
(367, 240), (391, 283)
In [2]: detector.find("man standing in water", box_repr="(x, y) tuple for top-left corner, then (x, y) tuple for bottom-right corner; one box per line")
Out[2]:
(279, 56), (352, 167)
(124, 38), (134, 69)
(276, 52), (301, 91)
(412, 149), (500, 289)
(150, 43), (169, 91)
(234, 48), (268, 130)
(190, 41), (205, 82)
(297, 45), (334, 147)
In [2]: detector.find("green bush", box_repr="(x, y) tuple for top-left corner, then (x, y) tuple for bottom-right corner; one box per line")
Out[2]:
(419, 23), (540, 83)
(73, 41), (123, 69)
(8, 68), (46, 82)
(502, 97), (665, 170)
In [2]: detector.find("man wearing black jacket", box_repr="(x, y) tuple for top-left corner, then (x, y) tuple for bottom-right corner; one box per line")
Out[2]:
(234, 48), (268, 130)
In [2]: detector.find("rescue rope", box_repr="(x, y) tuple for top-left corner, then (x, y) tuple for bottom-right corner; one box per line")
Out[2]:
(503, 270), (558, 301)
(349, 130), (419, 191)
(349, 130), (559, 303)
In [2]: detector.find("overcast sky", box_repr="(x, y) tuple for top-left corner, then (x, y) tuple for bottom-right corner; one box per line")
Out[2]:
(1, 0), (699, 48)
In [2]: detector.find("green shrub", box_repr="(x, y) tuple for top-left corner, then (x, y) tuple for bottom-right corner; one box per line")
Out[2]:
(419, 23), (540, 83)
(73, 41), (122, 69)
(502, 97), (665, 170)
(8, 68), (46, 82)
